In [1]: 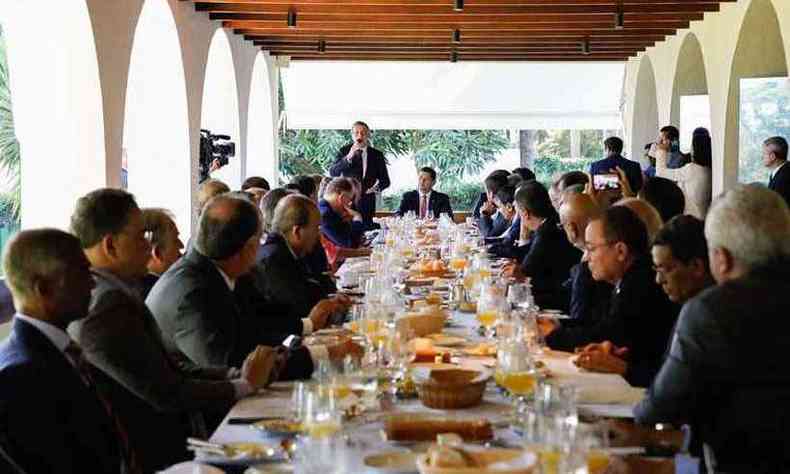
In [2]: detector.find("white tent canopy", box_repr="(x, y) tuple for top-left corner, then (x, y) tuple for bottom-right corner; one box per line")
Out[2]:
(282, 61), (625, 130)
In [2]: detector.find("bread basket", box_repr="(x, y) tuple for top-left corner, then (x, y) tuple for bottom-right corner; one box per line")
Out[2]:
(413, 368), (490, 409)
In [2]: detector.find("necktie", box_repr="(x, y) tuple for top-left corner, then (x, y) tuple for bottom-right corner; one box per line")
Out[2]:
(65, 342), (141, 474)
(420, 194), (428, 219)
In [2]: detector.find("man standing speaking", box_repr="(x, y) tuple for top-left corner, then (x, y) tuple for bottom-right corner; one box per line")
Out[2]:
(329, 121), (390, 228)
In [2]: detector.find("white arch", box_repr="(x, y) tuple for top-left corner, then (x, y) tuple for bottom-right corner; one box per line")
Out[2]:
(629, 55), (659, 166)
(124, 0), (192, 238)
(246, 52), (279, 185)
(1, 1), (106, 230)
(202, 29), (242, 189)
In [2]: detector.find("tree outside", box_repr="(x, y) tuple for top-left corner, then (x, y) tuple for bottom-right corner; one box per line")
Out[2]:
(739, 77), (790, 184)
(0, 25), (21, 266)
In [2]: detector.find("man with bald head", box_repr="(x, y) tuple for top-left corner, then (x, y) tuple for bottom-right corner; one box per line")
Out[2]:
(557, 193), (612, 324)
(0, 230), (128, 473)
(148, 194), (360, 381)
(256, 195), (348, 319)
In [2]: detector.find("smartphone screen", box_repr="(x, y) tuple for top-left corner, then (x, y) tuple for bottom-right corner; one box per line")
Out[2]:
(593, 173), (621, 191)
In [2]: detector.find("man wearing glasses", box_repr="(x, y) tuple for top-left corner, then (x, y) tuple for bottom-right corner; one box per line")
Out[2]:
(541, 205), (679, 388)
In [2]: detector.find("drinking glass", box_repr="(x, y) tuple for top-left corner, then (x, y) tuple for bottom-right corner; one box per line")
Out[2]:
(476, 285), (501, 338)
(303, 387), (342, 439)
(507, 282), (530, 310)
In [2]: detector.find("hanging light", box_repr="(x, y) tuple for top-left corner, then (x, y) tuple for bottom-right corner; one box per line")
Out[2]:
(450, 51), (458, 62)
(581, 38), (591, 55)
(318, 40), (326, 53)
(614, 4), (625, 30)
(452, 29), (461, 43)
(454, 0), (464, 12)
(287, 10), (297, 28)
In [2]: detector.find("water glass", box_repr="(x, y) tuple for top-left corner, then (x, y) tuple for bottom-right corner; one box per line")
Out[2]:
(507, 282), (531, 309)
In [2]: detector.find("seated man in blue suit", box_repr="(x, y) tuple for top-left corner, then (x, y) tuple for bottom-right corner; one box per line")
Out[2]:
(319, 177), (366, 249)
(590, 136), (643, 194)
(396, 167), (453, 220)
(0, 229), (130, 474)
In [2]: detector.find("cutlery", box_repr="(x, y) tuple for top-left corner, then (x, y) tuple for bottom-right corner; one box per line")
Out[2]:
(227, 416), (285, 425)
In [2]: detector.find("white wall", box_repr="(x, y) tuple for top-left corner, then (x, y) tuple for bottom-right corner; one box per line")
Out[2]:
(623, 0), (790, 198)
(1, 0), (279, 235)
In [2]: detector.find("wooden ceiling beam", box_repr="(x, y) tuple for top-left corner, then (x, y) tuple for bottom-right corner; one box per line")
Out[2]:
(211, 12), (702, 23)
(227, 23), (679, 33)
(191, 0), (732, 5)
(222, 21), (691, 30)
(197, 1), (721, 13)
(254, 40), (648, 48)
(245, 34), (659, 44)
(259, 44), (644, 53)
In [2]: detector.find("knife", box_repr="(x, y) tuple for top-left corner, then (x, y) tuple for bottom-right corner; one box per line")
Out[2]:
(227, 416), (285, 425)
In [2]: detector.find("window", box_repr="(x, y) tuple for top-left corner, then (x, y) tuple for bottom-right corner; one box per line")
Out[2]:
(739, 77), (790, 184)
(680, 95), (711, 153)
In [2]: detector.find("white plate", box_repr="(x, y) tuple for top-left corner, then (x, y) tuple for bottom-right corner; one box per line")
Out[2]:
(364, 451), (418, 473)
(193, 442), (283, 466)
(158, 462), (225, 474)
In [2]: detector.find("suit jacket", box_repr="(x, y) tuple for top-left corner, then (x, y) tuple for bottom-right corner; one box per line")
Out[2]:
(488, 217), (524, 259)
(472, 192), (487, 219)
(635, 261), (790, 472)
(319, 198), (365, 249)
(518, 216), (582, 311)
(769, 161), (790, 207)
(147, 249), (314, 380)
(329, 144), (390, 226)
(254, 233), (331, 324)
(0, 318), (123, 474)
(139, 272), (159, 299)
(396, 190), (454, 219)
(69, 269), (236, 472)
(546, 257), (679, 387)
(563, 262), (613, 324)
(329, 144), (390, 194)
(479, 211), (511, 239)
(590, 154), (644, 193)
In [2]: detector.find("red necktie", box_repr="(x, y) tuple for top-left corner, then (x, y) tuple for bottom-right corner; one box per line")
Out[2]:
(420, 194), (428, 219)
(65, 342), (141, 474)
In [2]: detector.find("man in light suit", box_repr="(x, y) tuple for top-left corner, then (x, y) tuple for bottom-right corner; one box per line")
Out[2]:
(148, 194), (362, 381)
(763, 136), (790, 206)
(329, 121), (390, 228)
(396, 167), (453, 219)
(635, 185), (790, 472)
(0, 229), (126, 474)
(68, 188), (276, 473)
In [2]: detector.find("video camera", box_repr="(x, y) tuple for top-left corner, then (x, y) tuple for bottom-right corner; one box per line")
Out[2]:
(199, 129), (236, 183)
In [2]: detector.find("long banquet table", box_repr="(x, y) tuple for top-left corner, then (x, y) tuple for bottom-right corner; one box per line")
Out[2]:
(208, 302), (644, 473)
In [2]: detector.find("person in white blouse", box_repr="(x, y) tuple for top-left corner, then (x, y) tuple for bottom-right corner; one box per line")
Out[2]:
(655, 127), (712, 220)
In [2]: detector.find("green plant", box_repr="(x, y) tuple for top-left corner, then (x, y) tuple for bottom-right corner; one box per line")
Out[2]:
(533, 156), (596, 188)
(0, 25), (20, 224)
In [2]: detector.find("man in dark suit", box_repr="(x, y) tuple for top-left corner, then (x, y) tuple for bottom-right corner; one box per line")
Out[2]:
(473, 170), (510, 234)
(68, 188), (277, 472)
(764, 135), (790, 206)
(0, 229), (127, 474)
(542, 206), (679, 388)
(255, 194), (351, 326)
(590, 136), (643, 194)
(396, 167), (453, 219)
(635, 185), (790, 471)
(139, 208), (184, 298)
(319, 177), (366, 249)
(329, 121), (390, 227)
(503, 181), (582, 311)
(575, 215), (714, 382)
(148, 194), (362, 381)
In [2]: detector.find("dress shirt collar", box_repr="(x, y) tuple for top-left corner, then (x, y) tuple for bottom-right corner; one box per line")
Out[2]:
(771, 160), (787, 179)
(419, 190), (432, 199)
(213, 263), (236, 291)
(15, 312), (72, 354)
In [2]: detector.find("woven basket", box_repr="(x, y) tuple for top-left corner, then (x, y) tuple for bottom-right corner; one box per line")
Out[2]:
(415, 369), (489, 409)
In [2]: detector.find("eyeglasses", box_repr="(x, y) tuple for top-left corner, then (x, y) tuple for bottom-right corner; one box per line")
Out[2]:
(583, 241), (615, 253)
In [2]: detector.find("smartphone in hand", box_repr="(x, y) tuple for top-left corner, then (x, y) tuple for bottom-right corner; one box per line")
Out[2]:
(593, 173), (621, 191)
